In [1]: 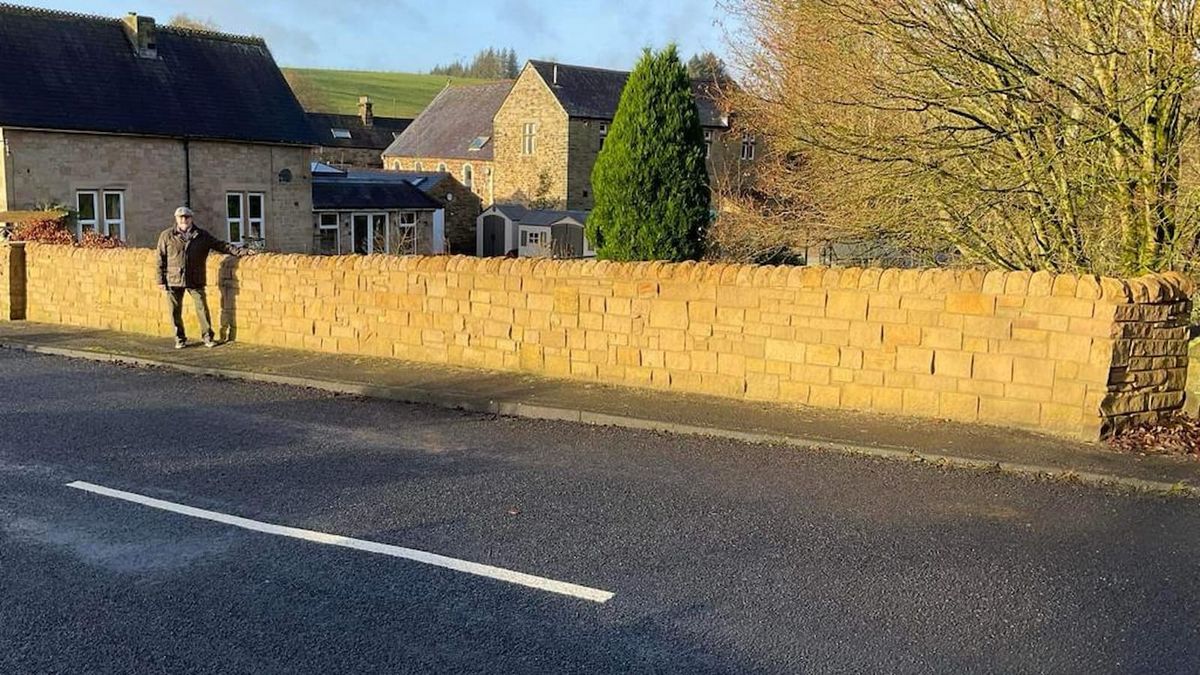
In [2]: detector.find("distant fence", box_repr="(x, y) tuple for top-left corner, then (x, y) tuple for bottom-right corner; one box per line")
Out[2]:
(1, 242), (1193, 440)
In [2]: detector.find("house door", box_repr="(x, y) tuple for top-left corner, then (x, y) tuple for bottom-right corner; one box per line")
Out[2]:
(352, 213), (389, 254)
(482, 215), (506, 256)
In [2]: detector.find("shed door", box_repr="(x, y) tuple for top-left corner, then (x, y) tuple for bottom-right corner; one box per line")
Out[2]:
(482, 215), (506, 257)
(551, 223), (584, 258)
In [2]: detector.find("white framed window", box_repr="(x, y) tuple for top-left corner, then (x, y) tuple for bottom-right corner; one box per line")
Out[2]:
(437, 162), (448, 172)
(74, 190), (126, 240)
(75, 190), (98, 238)
(740, 133), (756, 161)
(102, 191), (125, 239)
(599, 123), (608, 150)
(247, 193), (265, 241)
(331, 128), (352, 139)
(226, 192), (266, 246)
(704, 130), (713, 159)
(226, 192), (244, 244)
(520, 229), (548, 247)
(462, 164), (474, 190)
(352, 212), (390, 254)
(414, 161), (424, 171)
(522, 122), (537, 155)
(317, 212), (340, 254)
(392, 211), (418, 254)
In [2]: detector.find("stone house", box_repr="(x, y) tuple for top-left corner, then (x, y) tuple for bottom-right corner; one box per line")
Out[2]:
(493, 60), (755, 211)
(308, 97), (412, 169)
(381, 81), (514, 208)
(311, 163), (443, 255)
(0, 6), (317, 252)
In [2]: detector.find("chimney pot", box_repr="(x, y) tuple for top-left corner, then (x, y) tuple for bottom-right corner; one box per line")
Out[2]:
(358, 95), (374, 127)
(122, 12), (157, 59)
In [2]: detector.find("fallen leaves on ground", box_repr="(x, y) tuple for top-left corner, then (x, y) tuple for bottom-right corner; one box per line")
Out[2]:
(1109, 414), (1200, 457)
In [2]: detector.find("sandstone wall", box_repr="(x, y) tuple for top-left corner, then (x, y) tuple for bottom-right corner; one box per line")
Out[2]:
(8, 243), (1194, 439)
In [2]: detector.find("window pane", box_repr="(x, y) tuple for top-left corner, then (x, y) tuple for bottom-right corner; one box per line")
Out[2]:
(104, 192), (122, 220)
(227, 194), (241, 218)
(320, 213), (338, 228)
(76, 192), (96, 221)
(318, 229), (338, 254)
(372, 218), (387, 254)
(352, 214), (369, 254)
(248, 194), (263, 219)
(229, 222), (241, 242)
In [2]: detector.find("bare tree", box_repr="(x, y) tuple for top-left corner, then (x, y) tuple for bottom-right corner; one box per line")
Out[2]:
(688, 51), (731, 81)
(168, 14), (220, 31)
(722, 0), (1200, 275)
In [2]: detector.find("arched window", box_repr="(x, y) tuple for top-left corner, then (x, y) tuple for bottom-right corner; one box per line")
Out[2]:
(462, 164), (474, 190)
(437, 162), (448, 172)
(414, 161), (424, 171)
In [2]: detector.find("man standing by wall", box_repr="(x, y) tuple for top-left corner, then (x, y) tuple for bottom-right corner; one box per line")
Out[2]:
(156, 206), (254, 349)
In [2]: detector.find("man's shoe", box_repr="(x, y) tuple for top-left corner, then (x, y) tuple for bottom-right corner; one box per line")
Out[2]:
(174, 339), (187, 349)
(203, 338), (218, 348)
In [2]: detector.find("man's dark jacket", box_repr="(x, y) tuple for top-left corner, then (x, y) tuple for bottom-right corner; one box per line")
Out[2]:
(156, 226), (241, 289)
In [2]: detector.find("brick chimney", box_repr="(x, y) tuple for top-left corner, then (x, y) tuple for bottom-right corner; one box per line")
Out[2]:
(358, 96), (374, 127)
(122, 13), (158, 59)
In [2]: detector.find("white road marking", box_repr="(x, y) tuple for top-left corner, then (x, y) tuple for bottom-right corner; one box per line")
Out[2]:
(65, 481), (614, 604)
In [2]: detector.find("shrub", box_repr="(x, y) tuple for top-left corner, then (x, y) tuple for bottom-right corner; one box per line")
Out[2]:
(12, 218), (74, 245)
(79, 230), (125, 249)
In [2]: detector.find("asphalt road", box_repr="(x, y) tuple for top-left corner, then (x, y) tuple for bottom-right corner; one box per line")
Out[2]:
(1, 348), (1198, 674)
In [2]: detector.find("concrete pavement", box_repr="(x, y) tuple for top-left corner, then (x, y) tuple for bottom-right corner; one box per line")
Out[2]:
(1, 321), (1197, 494)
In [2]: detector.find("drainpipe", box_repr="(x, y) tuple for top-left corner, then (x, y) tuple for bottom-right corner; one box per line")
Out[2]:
(1, 130), (16, 211)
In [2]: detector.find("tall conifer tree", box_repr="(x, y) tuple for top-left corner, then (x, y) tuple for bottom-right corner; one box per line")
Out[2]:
(588, 45), (710, 261)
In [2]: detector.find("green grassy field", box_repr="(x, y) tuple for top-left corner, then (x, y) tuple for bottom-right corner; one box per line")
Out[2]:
(281, 68), (494, 118)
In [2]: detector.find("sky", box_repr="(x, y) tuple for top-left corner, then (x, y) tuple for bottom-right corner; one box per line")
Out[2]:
(19, 0), (742, 72)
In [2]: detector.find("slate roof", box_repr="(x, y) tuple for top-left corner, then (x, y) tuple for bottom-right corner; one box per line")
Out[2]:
(312, 168), (441, 211)
(529, 60), (729, 128)
(307, 113), (412, 150)
(311, 162), (452, 191)
(489, 204), (587, 226)
(382, 80), (512, 160)
(380, 170), (452, 192)
(0, 4), (317, 145)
